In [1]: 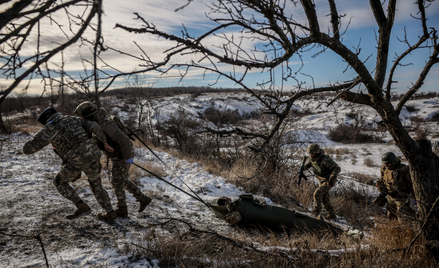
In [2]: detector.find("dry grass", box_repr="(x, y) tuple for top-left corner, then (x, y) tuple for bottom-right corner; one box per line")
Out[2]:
(120, 217), (436, 268)
(130, 161), (168, 183)
(13, 118), (41, 134)
(324, 147), (350, 162)
(363, 157), (376, 167)
(348, 172), (377, 184)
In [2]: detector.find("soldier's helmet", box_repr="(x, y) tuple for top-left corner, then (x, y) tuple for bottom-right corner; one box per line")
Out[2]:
(382, 152), (397, 164)
(307, 143), (321, 155)
(37, 107), (58, 125)
(75, 101), (98, 118)
(217, 196), (232, 206)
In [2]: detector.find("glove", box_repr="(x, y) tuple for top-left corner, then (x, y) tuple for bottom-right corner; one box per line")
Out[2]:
(327, 175), (336, 187)
(126, 158), (134, 164)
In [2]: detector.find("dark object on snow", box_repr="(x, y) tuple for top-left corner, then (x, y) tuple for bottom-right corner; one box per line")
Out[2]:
(211, 194), (342, 235)
(366, 179), (376, 186)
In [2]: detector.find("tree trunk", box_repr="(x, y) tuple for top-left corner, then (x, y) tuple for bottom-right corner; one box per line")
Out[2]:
(409, 140), (439, 242)
(380, 107), (439, 257)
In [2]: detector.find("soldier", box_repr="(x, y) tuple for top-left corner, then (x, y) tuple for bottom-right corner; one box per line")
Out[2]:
(75, 102), (152, 218)
(304, 144), (340, 220)
(23, 107), (117, 222)
(376, 152), (416, 223)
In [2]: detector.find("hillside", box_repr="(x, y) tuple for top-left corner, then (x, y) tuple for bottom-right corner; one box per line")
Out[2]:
(1, 92), (438, 267)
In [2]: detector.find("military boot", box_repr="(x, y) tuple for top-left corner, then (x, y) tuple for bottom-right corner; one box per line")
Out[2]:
(97, 211), (117, 223)
(311, 207), (320, 218)
(66, 202), (91, 220)
(138, 196), (152, 213)
(115, 206), (128, 218)
(325, 210), (336, 220)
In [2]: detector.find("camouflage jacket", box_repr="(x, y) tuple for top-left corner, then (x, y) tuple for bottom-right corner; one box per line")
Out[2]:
(377, 161), (414, 198)
(305, 154), (341, 183)
(23, 113), (107, 160)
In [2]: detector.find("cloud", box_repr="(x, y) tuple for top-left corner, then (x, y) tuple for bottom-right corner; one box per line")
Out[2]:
(3, 0), (438, 94)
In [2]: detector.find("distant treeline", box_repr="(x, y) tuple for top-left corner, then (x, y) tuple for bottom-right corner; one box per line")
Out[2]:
(106, 86), (245, 99)
(0, 86), (246, 114)
(1, 86), (438, 115)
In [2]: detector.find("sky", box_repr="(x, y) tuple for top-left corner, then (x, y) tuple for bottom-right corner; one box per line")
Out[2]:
(1, 0), (438, 95)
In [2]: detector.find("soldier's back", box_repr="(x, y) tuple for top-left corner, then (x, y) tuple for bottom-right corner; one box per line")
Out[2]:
(50, 115), (95, 160)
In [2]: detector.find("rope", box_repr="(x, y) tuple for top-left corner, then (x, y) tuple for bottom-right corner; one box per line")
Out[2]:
(127, 129), (211, 209)
(133, 163), (212, 210)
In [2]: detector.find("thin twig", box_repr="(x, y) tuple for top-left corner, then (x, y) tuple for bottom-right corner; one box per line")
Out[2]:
(0, 231), (50, 268)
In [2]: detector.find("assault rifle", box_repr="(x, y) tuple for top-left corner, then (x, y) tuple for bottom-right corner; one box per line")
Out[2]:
(295, 156), (308, 186)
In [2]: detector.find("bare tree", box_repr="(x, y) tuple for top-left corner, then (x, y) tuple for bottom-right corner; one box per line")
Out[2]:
(115, 0), (439, 253)
(0, 0), (166, 132)
(0, 0), (102, 131)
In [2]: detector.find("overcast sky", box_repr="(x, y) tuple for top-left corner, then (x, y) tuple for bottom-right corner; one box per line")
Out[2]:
(1, 0), (438, 95)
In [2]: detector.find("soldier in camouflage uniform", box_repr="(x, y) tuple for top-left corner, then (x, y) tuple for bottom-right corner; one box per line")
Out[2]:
(23, 107), (117, 222)
(376, 152), (416, 224)
(304, 144), (340, 220)
(75, 102), (152, 218)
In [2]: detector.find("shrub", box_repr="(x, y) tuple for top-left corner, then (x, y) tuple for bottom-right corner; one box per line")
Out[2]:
(363, 157), (376, 167)
(328, 124), (381, 143)
(348, 172), (376, 184)
(404, 105), (419, 113)
(198, 106), (259, 127)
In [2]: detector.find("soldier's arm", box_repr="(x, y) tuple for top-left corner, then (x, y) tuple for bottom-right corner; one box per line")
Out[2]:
(81, 119), (107, 144)
(22, 125), (56, 154)
(304, 161), (312, 171)
(325, 157), (341, 177)
(103, 121), (133, 160)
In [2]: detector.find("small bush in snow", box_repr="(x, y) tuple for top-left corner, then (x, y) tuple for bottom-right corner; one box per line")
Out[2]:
(404, 105), (419, 113)
(328, 124), (381, 144)
(363, 157), (376, 167)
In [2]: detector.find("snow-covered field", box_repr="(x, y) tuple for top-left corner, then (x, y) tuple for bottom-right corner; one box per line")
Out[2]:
(1, 92), (438, 267)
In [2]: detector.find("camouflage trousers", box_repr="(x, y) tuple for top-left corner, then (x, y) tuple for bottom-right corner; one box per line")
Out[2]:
(386, 195), (416, 224)
(313, 181), (335, 214)
(53, 149), (113, 212)
(110, 158), (145, 207)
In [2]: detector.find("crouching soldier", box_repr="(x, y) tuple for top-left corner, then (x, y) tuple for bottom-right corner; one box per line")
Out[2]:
(304, 144), (340, 220)
(23, 107), (117, 222)
(75, 102), (152, 218)
(376, 152), (416, 224)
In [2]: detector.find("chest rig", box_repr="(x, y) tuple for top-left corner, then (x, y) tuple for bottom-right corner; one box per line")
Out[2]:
(51, 116), (89, 157)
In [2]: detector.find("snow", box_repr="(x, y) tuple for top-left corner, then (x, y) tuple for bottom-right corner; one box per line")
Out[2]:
(2, 93), (438, 267)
